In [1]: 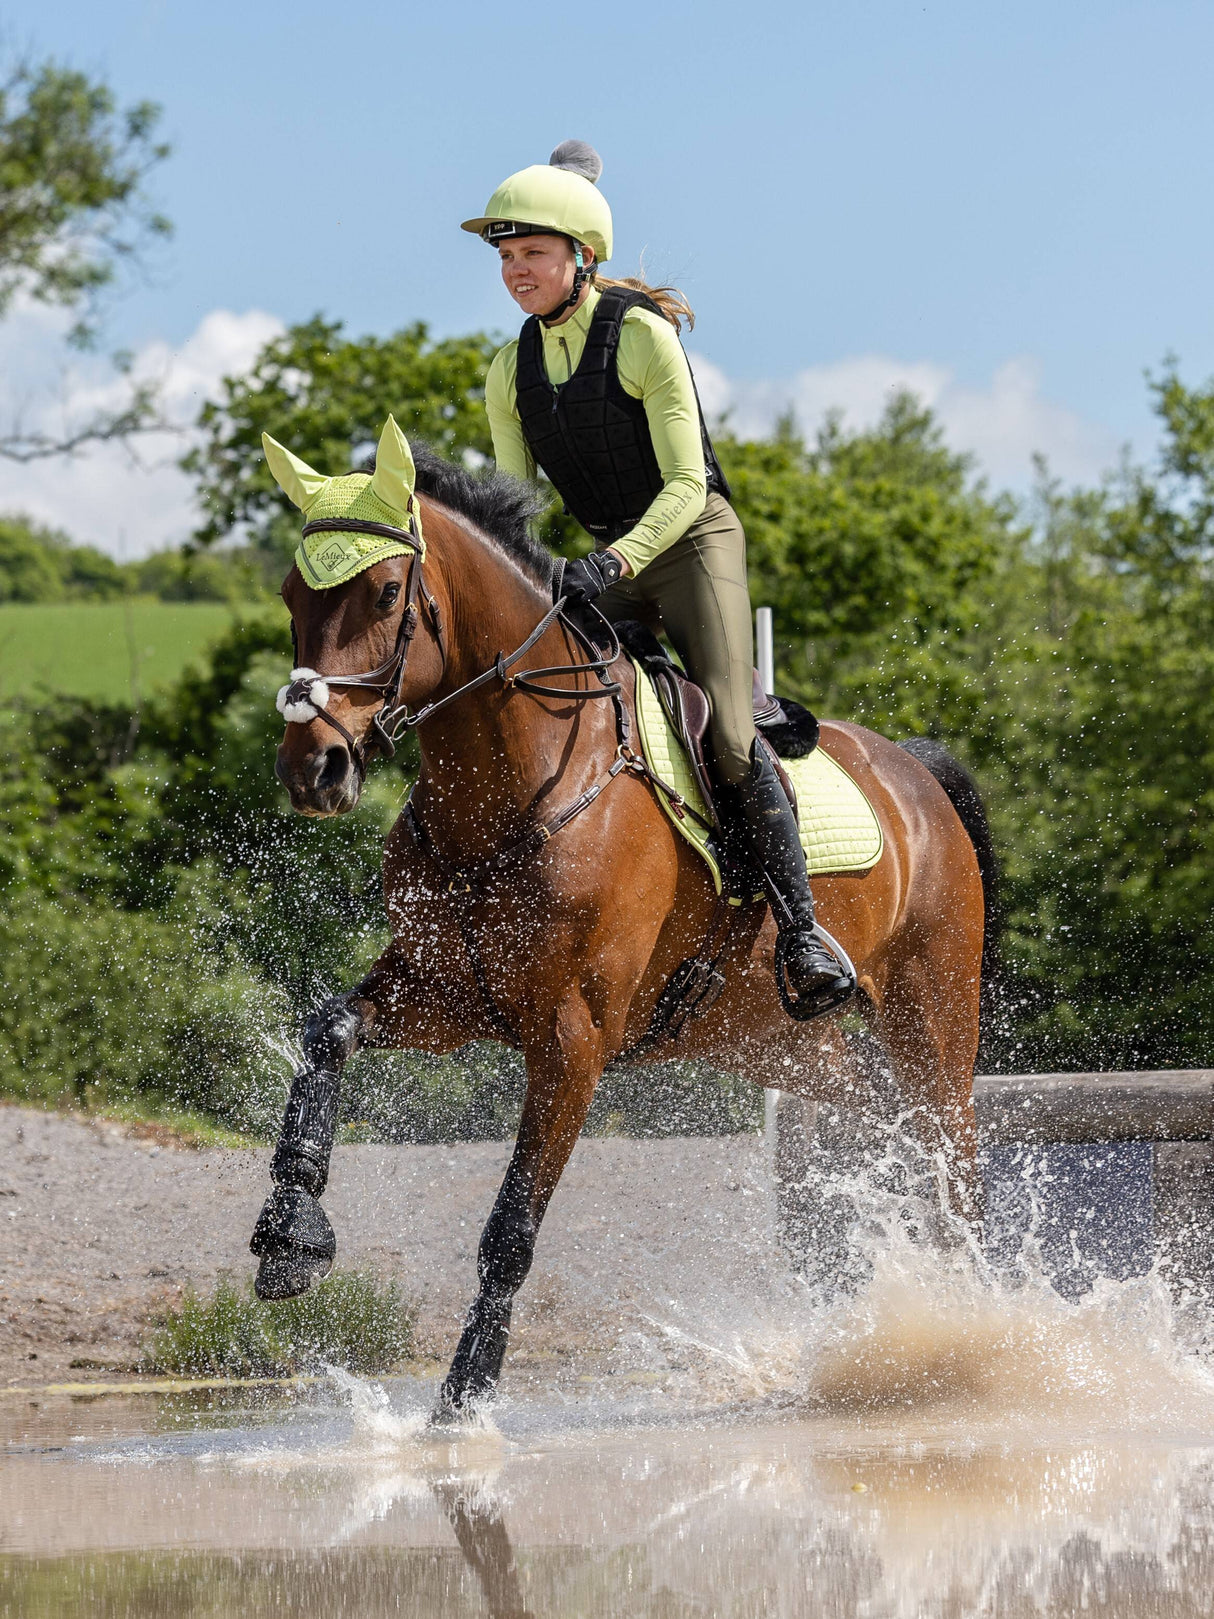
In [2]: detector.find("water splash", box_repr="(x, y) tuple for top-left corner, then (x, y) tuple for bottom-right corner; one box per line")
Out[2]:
(593, 1119), (1214, 1448)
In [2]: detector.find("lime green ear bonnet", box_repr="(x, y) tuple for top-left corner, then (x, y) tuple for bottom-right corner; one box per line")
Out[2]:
(461, 139), (613, 263)
(261, 415), (424, 590)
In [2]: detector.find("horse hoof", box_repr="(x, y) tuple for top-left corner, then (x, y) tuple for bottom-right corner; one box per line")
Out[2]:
(249, 1185), (336, 1300)
(427, 1389), (488, 1429)
(254, 1249), (332, 1301)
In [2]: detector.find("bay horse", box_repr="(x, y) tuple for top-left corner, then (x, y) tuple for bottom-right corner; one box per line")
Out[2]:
(251, 432), (993, 1419)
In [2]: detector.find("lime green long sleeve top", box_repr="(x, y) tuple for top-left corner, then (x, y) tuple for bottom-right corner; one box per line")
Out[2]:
(484, 285), (708, 575)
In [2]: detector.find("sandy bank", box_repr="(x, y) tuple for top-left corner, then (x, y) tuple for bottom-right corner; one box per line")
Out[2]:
(0, 1106), (771, 1388)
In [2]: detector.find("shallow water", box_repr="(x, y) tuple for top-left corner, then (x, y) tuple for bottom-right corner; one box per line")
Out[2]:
(6, 1138), (1214, 1616)
(4, 1376), (1214, 1618)
(7, 1247), (1214, 1619)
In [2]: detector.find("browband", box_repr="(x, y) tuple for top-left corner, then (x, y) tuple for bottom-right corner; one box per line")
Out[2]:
(300, 515), (422, 550)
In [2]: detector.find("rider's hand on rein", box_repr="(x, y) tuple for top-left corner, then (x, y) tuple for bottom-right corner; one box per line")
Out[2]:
(560, 549), (623, 605)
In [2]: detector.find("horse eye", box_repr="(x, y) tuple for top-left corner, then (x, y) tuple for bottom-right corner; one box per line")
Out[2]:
(377, 581), (401, 610)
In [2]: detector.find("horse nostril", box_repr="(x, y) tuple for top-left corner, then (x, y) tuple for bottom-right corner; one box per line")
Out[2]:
(308, 744), (352, 792)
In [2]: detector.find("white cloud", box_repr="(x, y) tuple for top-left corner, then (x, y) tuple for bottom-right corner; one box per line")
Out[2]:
(690, 350), (1119, 490)
(0, 305), (1120, 556)
(0, 304), (284, 557)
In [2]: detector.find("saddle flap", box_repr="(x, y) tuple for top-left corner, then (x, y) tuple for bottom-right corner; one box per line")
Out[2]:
(653, 666), (797, 823)
(652, 666), (717, 817)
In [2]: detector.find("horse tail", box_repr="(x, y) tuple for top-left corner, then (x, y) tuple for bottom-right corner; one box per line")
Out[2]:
(896, 738), (1002, 1053)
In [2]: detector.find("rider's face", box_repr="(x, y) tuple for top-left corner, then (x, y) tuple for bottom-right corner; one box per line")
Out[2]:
(498, 236), (592, 317)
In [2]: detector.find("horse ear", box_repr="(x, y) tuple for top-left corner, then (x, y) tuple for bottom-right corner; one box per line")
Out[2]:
(261, 433), (330, 512)
(370, 415), (416, 515)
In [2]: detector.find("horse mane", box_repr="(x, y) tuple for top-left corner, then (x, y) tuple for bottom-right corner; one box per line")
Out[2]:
(359, 441), (554, 591)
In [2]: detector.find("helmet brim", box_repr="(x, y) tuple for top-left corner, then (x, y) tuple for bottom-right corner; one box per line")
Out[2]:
(461, 215), (576, 243)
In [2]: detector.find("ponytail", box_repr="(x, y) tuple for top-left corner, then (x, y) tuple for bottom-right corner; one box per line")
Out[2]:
(593, 273), (695, 333)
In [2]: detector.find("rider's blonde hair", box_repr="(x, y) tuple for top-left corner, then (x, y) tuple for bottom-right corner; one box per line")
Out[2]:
(593, 273), (695, 333)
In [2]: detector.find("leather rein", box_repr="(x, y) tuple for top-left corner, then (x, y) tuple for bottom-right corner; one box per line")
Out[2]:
(282, 514), (636, 783)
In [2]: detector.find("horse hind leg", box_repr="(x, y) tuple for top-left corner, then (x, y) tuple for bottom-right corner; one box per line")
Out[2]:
(875, 954), (984, 1238)
(250, 994), (371, 1300)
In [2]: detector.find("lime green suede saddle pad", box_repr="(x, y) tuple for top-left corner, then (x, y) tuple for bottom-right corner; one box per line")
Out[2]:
(631, 658), (884, 895)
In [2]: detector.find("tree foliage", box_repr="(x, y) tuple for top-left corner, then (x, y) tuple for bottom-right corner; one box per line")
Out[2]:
(0, 55), (172, 462)
(184, 316), (499, 559)
(0, 513), (263, 602)
(0, 57), (170, 341)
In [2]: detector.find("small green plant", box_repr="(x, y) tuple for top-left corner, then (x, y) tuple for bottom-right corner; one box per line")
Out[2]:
(140, 1270), (413, 1378)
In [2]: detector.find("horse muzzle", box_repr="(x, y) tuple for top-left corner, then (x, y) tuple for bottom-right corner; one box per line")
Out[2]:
(276, 739), (362, 816)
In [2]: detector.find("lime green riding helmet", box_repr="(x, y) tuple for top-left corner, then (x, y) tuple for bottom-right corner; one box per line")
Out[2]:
(461, 140), (613, 265)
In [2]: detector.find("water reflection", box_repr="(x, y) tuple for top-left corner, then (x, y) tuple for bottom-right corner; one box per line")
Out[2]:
(4, 1390), (1214, 1616)
(433, 1480), (532, 1619)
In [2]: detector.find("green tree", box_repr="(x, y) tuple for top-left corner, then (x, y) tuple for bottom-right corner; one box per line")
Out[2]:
(0, 513), (126, 599)
(0, 58), (169, 340)
(0, 55), (172, 460)
(726, 396), (1017, 655)
(184, 316), (500, 569)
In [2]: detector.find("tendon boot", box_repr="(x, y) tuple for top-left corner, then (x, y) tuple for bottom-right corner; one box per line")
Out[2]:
(250, 1001), (362, 1300)
(727, 745), (856, 1019)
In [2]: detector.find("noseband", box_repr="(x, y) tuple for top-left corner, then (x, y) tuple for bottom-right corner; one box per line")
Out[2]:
(278, 519), (623, 778)
(278, 515), (441, 776)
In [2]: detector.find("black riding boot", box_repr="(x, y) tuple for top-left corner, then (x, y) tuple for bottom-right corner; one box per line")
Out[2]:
(725, 745), (856, 1015)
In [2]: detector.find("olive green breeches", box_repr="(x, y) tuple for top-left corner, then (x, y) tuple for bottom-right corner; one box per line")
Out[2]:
(597, 493), (756, 786)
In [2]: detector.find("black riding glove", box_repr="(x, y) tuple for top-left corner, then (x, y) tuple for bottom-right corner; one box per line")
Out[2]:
(560, 549), (623, 605)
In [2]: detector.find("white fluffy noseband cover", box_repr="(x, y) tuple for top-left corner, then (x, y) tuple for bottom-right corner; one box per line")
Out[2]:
(276, 667), (332, 725)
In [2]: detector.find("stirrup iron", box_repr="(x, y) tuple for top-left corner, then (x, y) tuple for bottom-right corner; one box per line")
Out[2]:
(774, 924), (857, 1022)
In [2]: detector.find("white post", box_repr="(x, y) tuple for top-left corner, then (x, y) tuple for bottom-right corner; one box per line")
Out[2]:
(755, 605), (774, 696)
(756, 606), (779, 1152)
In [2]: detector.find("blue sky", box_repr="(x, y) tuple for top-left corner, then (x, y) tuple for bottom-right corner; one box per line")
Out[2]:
(2, 0), (1212, 551)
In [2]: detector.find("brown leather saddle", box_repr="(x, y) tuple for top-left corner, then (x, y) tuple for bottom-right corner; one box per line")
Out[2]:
(615, 620), (819, 828)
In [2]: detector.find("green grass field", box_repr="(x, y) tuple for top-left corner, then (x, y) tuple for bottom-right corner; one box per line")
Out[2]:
(0, 601), (276, 703)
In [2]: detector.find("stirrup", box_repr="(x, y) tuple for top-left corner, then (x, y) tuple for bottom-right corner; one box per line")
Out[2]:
(774, 925), (857, 1022)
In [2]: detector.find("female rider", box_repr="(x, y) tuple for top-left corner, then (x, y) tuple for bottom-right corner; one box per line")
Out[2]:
(462, 141), (852, 1012)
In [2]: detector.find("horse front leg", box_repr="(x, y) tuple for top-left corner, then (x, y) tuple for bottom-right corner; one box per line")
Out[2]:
(250, 991), (373, 1299)
(433, 990), (606, 1421)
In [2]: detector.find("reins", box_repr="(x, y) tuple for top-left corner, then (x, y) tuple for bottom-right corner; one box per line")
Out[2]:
(282, 520), (634, 779)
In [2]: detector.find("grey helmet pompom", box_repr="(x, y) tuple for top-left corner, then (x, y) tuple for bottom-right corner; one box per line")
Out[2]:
(549, 140), (603, 185)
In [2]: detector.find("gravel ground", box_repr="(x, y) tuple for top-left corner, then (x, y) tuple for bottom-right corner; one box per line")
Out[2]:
(0, 1106), (775, 1388)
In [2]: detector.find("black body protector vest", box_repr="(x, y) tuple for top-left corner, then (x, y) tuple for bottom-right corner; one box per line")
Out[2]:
(514, 286), (731, 546)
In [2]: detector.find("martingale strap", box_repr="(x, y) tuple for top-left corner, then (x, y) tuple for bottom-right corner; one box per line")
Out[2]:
(403, 748), (643, 1043)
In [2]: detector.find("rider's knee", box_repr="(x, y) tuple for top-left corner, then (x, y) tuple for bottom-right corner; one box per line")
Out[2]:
(713, 728), (755, 787)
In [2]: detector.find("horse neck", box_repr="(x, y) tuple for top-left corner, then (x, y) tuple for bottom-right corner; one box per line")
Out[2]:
(414, 507), (618, 854)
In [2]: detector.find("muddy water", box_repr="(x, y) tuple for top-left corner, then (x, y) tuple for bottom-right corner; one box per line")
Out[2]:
(5, 1152), (1214, 1616)
(6, 1264), (1214, 1617)
(4, 1383), (1214, 1617)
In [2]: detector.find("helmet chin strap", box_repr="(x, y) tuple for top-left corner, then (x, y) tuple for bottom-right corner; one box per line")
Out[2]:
(541, 244), (592, 326)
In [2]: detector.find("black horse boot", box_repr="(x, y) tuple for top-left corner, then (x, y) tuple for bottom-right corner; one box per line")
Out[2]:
(250, 998), (363, 1299)
(725, 745), (856, 1017)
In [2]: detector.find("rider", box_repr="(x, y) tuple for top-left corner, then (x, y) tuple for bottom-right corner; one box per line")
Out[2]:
(462, 141), (852, 1010)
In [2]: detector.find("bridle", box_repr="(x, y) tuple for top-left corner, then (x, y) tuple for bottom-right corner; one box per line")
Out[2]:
(278, 514), (628, 780)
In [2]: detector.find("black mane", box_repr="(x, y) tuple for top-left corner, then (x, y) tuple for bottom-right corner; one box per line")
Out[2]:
(360, 442), (554, 590)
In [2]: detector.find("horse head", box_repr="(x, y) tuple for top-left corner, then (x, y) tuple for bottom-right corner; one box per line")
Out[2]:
(264, 416), (445, 816)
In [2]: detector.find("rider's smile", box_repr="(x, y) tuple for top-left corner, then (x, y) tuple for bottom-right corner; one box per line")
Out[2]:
(499, 237), (593, 321)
